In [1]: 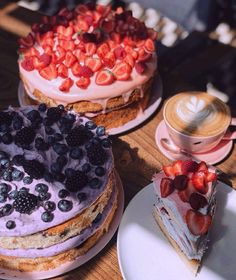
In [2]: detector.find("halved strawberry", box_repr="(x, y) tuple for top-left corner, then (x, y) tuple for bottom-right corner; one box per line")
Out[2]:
(192, 172), (208, 194)
(19, 47), (40, 58)
(59, 78), (73, 92)
(58, 40), (75, 51)
(178, 179), (195, 202)
(197, 161), (208, 173)
(173, 175), (188, 190)
(95, 70), (115, 85)
(43, 45), (53, 54)
(84, 15), (94, 25)
(114, 46), (126, 60)
(76, 77), (90, 89)
(85, 57), (102, 72)
(144, 38), (155, 53)
(123, 36), (135, 47)
(64, 51), (77, 68)
(41, 37), (54, 48)
(135, 62), (146, 74)
(181, 160), (199, 174)
(74, 49), (87, 64)
(97, 43), (110, 58)
(75, 4), (88, 15)
(205, 172), (217, 183)
(56, 45), (66, 63)
(77, 41), (86, 51)
(103, 51), (116, 68)
(57, 25), (74, 39)
(39, 63), (57, 80)
(160, 177), (174, 198)
(107, 39), (117, 50)
(57, 64), (68, 78)
(136, 40), (145, 48)
(186, 209), (212, 236)
(77, 65), (93, 78)
(163, 165), (174, 177)
(113, 62), (132, 81)
(18, 33), (35, 48)
(75, 17), (89, 32)
(71, 62), (82, 77)
(137, 48), (152, 62)
(124, 54), (135, 68)
(33, 53), (52, 70)
(21, 57), (34, 71)
(173, 160), (183, 176)
(85, 42), (97, 55)
(189, 193), (208, 210)
(110, 32), (121, 44)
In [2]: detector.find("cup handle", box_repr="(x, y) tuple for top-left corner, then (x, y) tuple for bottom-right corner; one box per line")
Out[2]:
(223, 117), (236, 140)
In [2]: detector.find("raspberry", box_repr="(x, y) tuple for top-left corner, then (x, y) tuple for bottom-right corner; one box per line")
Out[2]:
(66, 126), (92, 147)
(13, 192), (38, 214)
(86, 142), (107, 166)
(23, 160), (45, 179)
(14, 127), (36, 147)
(65, 171), (88, 192)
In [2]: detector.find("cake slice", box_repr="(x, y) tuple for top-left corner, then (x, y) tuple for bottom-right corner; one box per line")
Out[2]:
(152, 160), (217, 275)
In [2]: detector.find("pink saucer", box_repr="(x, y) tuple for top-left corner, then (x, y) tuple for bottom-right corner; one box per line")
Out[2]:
(155, 120), (233, 165)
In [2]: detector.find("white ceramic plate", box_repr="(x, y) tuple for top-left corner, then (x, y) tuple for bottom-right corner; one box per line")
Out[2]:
(117, 182), (236, 280)
(18, 76), (162, 136)
(0, 173), (124, 280)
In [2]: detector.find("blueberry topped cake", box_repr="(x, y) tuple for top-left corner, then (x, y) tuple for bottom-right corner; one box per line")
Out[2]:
(0, 104), (118, 272)
(18, 3), (157, 129)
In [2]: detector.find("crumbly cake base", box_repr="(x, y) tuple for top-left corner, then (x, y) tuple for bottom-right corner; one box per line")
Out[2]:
(152, 207), (200, 275)
(0, 186), (118, 272)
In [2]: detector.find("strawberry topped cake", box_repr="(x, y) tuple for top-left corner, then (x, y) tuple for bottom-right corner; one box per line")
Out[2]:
(18, 3), (158, 129)
(152, 160), (217, 275)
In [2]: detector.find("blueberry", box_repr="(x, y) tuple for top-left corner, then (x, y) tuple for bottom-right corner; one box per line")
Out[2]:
(65, 168), (76, 178)
(12, 155), (25, 166)
(93, 213), (102, 224)
(38, 103), (47, 112)
(53, 172), (65, 182)
(0, 193), (7, 203)
(12, 169), (24, 181)
(0, 158), (10, 168)
(58, 104), (64, 111)
(82, 163), (91, 173)
(44, 201), (56, 212)
(45, 126), (54, 135)
(50, 162), (62, 174)
(27, 110), (40, 122)
(54, 133), (63, 142)
(41, 211), (54, 222)
(2, 204), (13, 216)
(89, 178), (101, 189)
(85, 121), (96, 130)
(8, 190), (18, 199)
(0, 124), (10, 133)
(12, 115), (23, 130)
(53, 143), (68, 155)
(65, 113), (76, 123)
(35, 183), (49, 193)
(0, 183), (9, 194)
(19, 187), (29, 194)
(77, 192), (87, 202)
(95, 167), (105, 177)
(102, 138), (112, 148)
(69, 147), (83, 159)
(96, 126), (105, 136)
(48, 136), (56, 145)
(58, 199), (73, 212)
(23, 176), (33, 185)
(38, 192), (51, 201)
(44, 172), (54, 183)
(90, 137), (100, 145)
(56, 155), (68, 167)
(35, 138), (49, 151)
(2, 133), (12, 144)
(58, 189), (69, 198)
(3, 169), (12, 182)
(0, 151), (8, 160)
(6, 220), (16, 229)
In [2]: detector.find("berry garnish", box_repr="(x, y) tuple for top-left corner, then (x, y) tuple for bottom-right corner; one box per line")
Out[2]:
(85, 57), (102, 72)
(0, 183), (10, 194)
(181, 160), (198, 174)
(160, 177), (174, 198)
(96, 126), (105, 136)
(95, 166), (105, 177)
(23, 176), (33, 185)
(35, 183), (49, 193)
(44, 201), (56, 211)
(71, 62), (82, 77)
(6, 220), (16, 229)
(59, 77), (74, 92)
(38, 192), (51, 201)
(12, 115), (23, 130)
(64, 50), (77, 68)
(58, 199), (73, 212)
(135, 62), (146, 74)
(38, 103), (47, 112)
(186, 209), (212, 236)
(2, 133), (13, 145)
(189, 193), (208, 210)
(46, 107), (62, 122)
(58, 189), (69, 198)
(41, 211), (54, 222)
(33, 53), (52, 70)
(8, 190), (18, 200)
(86, 142), (107, 165)
(178, 179), (195, 203)
(70, 147), (83, 159)
(65, 171), (88, 192)
(66, 126), (91, 146)
(14, 127), (36, 147)
(53, 143), (68, 155)
(77, 65), (94, 78)
(58, 63), (68, 78)
(173, 175), (188, 190)
(113, 62), (132, 81)
(18, 33), (35, 48)
(192, 172), (208, 194)
(39, 63), (57, 80)
(81, 163), (91, 173)
(144, 38), (155, 53)
(13, 192), (38, 214)
(12, 169), (24, 181)
(76, 77), (90, 89)
(95, 70), (114, 85)
(85, 120), (96, 130)
(23, 160), (45, 179)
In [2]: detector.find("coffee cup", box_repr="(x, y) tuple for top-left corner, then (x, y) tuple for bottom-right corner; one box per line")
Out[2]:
(163, 92), (236, 153)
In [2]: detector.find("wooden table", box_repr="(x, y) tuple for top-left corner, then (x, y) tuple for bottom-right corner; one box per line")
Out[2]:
(0, 3), (235, 279)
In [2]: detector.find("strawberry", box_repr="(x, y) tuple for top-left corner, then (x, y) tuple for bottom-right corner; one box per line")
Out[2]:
(114, 46), (126, 60)
(19, 47), (40, 58)
(77, 65), (93, 78)
(144, 38), (155, 53)
(160, 178), (174, 198)
(189, 193), (208, 210)
(41, 37), (54, 48)
(178, 179), (195, 202)
(186, 209), (212, 236)
(113, 62), (132, 81)
(75, 17), (89, 32)
(107, 39), (117, 50)
(76, 77), (90, 89)
(97, 43), (110, 58)
(84, 15), (94, 25)
(197, 161), (208, 173)
(33, 53), (52, 70)
(136, 40), (145, 48)
(85, 57), (102, 72)
(124, 54), (135, 68)
(59, 78), (73, 92)
(75, 4), (88, 15)
(57, 25), (74, 39)
(110, 32), (121, 44)
(205, 172), (217, 183)
(181, 160), (198, 174)
(101, 19), (115, 33)
(147, 28), (158, 40)
(74, 49), (86, 64)
(18, 33), (35, 48)
(192, 172), (208, 194)
(58, 40), (75, 51)
(163, 165), (174, 177)
(71, 62), (82, 77)
(137, 48), (152, 62)
(173, 175), (188, 190)
(135, 62), (146, 74)
(57, 64), (68, 78)
(103, 51), (116, 68)
(56, 45), (66, 63)
(123, 36), (135, 47)
(95, 70), (115, 85)
(77, 41), (86, 51)
(173, 160), (183, 176)
(43, 45), (53, 54)
(64, 51), (77, 68)
(93, 11), (102, 25)
(39, 63), (57, 80)
(85, 42), (97, 55)
(21, 57), (34, 71)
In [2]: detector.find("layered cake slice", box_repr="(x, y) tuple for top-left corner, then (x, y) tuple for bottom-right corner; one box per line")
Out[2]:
(18, 3), (158, 130)
(0, 104), (119, 272)
(152, 160), (217, 275)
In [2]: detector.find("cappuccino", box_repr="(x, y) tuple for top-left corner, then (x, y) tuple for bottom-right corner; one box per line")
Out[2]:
(164, 92), (231, 137)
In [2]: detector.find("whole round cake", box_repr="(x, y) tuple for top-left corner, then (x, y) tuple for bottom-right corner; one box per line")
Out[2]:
(18, 3), (158, 129)
(0, 104), (118, 272)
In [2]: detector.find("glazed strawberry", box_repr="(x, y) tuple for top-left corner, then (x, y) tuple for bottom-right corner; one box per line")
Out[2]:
(57, 64), (68, 78)
(97, 43), (110, 58)
(173, 175), (188, 190)
(135, 62), (146, 74)
(21, 57), (34, 71)
(76, 77), (90, 89)
(64, 51), (77, 68)
(18, 33), (35, 48)
(59, 78), (73, 92)
(103, 52), (116, 68)
(71, 62), (82, 77)
(78, 65), (93, 78)
(173, 160), (183, 176)
(163, 165), (174, 177)
(85, 57), (102, 72)
(100, 19), (115, 33)
(33, 53), (52, 70)
(39, 63), (57, 80)
(181, 160), (198, 174)
(85, 43), (97, 55)
(56, 45), (66, 63)
(189, 193), (208, 210)
(114, 46), (126, 60)
(205, 172), (217, 183)
(178, 179), (195, 202)
(192, 172), (208, 194)
(160, 178), (174, 198)
(137, 48), (152, 62)
(95, 70), (114, 85)
(144, 38), (155, 53)
(186, 209), (212, 236)
(124, 54), (135, 68)
(58, 40), (75, 51)
(197, 161), (208, 173)
(113, 62), (132, 81)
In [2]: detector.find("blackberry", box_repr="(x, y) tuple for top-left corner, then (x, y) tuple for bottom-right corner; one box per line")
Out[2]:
(6, 220), (16, 229)
(64, 113), (76, 123)
(12, 155), (25, 166)
(2, 133), (13, 144)
(13, 192), (38, 214)
(53, 172), (65, 182)
(38, 103), (47, 112)
(0, 124), (9, 133)
(15, 127), (36, 147)
(47, 107), (62, 122)
(0, 151), (8, 160)
(65, 171), (88, 192)
(86, 143), (107, 166)
(0, 112), (12, 126)
(35, 137), (49, 151)
(43, 117), (54, 126)
(23, 160), (45, 179)
(66, 126), (90, 147)
(48, 135), (56, 145)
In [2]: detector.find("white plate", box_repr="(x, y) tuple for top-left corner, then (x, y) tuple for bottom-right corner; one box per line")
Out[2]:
(117, 182), (236, 280)
(18, 76), (163, 136)
(0, 173), (124, 280)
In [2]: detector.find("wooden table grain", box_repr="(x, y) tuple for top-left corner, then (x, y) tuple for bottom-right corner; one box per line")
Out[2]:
(0, 3), (235, 280)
